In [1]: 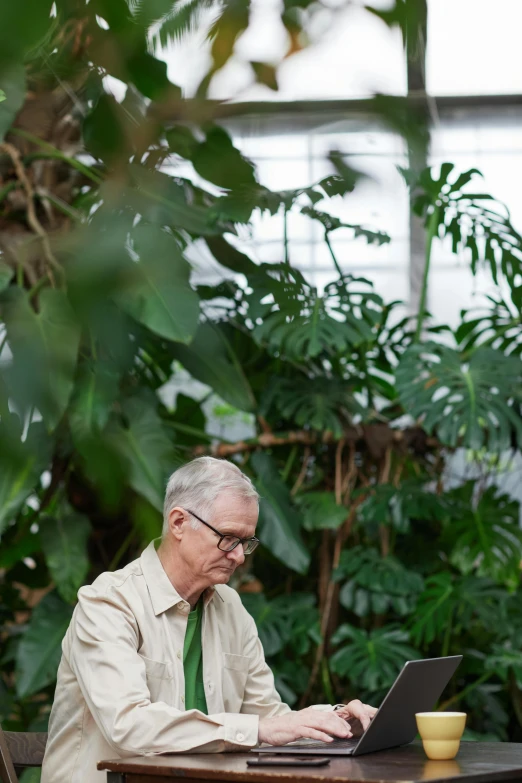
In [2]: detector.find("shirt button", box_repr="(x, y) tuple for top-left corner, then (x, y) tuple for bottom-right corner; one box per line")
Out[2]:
(181, 695), (185, 704)
(236, 733), (245, 742)
(176, 650), (181, 660)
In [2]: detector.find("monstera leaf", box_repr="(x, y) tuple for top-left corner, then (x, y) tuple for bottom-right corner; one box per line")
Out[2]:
(334, 546), (424, 617)
(413, 163), (522, 284)
(261, 376), (360, 436)
(445, 483), (522, 586)
(456, 288), (522, 357)
(357, 479), (448, 535)
(330, 624), (419, 692)
(396, 342), (522, 451)
(253, 272), (377, 360)
(240, 592), (318, 657)
(409, 572), (506, 647)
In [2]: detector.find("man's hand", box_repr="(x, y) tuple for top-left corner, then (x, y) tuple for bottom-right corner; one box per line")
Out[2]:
(333, 700), (377, 733)
(258, 707), (353, 746)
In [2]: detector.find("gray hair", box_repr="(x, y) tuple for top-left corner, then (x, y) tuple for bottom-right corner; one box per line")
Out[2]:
(162, 456), (259, 536)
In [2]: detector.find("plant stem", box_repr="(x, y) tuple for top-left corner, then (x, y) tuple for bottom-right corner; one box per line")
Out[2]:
(325, 231), (344, 278)
(28, 275), (49, 300)
(441, 609), (453, 658)
(414, 206), (440, 343)
(281, 444), (298, 483)
(11, 129), (104, 185)
(321, 657), (335, 705)
(108, 530), (135, 572)
(283, 207), (289, 265)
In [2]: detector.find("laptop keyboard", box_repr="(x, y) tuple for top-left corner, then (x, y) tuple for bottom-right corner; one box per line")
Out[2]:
(287, 738), (359, 750)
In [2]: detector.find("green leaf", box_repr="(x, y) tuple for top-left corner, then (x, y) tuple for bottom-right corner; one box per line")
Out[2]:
(0, 1), (53, 69)
(262, 376), (359, 437)
(446, 483), (522, 586)
(0, 259), (13, 291)
(330, 623), (419, 692)
(358, 480), (448, 536)
(296, 492), (347, 531)
(69, 359), (120, 440)
(15, 591), (73, 699)
(205, 236), (258, 276)
(191, 126), (257, 190)
(409, 573), (506, 647)
(171, 323), (256, 412)
(241, 592), (317, 657)
(115, 224), (199, 343)
(129, 165), (218, 236)
(0, 64), (25, 142)
(108, 395), (180, 511)
(334, 546), (424, 618)
(396, 342), (522, 452)
(251, 61), (278, 91)
(126, 50), (174, 100)
(83, 93), (129, 163)
(251, 452), (310, 575)
(0, 417), (52, 535)
(1, 287), (80, 430)
(39, 511), (91, 604)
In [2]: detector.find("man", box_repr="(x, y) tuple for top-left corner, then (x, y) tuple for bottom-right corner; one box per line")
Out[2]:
(42, 457), (376, 783)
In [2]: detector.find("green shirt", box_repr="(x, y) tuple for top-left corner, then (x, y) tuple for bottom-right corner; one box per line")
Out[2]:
(183, 600), (208, 714)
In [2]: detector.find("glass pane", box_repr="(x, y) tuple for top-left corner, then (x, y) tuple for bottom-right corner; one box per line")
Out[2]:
(427, 0), (522, 95)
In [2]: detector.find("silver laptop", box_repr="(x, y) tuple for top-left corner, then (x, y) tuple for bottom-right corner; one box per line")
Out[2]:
(255, 655), (462, 757)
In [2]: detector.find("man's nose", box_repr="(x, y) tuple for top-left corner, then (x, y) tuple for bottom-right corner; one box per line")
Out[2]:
(227, 545), (245, 566)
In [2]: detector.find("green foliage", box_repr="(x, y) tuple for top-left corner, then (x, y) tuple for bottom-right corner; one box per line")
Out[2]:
(39, 511), (91, 604)
(330, 624), (420, 692)
(251, 452), (310, 575)
(296, 492), (348, 531)
(413, 163), (522, 284)
(445, 483), (522, 587)
(396, 342), (522, 451)
(357, 480), (447, 535)
(334, 546), (424, 617)
(15, 592), (73, 699)
(0, 0), (522, 744)
(409, 573), (506, 647)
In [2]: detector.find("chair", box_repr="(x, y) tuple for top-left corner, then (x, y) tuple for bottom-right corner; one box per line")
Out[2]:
(0, 725), (47, 783)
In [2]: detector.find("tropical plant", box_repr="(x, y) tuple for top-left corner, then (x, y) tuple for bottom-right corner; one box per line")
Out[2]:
(1, 0), (522, 760)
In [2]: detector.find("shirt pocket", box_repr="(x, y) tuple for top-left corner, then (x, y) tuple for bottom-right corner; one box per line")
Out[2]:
(138, 654), (174, 704)
(222, 653), (250, 713)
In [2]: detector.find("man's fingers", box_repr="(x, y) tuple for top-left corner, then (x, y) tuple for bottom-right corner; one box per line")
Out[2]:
(299, 728), (335, 743)
(306, 715), (352, 738)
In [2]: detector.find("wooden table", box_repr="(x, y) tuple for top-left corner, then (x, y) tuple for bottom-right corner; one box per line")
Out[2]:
(99, 742), (522, 783)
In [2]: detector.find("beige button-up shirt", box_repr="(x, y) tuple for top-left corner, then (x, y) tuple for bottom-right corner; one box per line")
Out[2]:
(41, 541), (292, 783)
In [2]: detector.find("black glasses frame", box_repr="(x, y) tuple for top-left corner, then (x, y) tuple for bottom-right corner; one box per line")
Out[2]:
(184, 508), (260, 555)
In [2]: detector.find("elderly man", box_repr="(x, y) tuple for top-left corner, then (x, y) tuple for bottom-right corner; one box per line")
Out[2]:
(42, 457), (376, 782)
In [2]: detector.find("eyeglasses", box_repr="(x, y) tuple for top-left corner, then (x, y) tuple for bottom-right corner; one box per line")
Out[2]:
(185, 509), (260, 555)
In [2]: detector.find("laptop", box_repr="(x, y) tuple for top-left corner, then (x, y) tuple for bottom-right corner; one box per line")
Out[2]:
(255, 655), (462, 757)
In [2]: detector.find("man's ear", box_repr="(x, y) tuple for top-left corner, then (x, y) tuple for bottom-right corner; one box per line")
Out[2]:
(168, 507), (186, 542)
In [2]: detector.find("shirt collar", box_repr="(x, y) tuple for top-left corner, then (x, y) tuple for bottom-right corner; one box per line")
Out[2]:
(140, 540), (220, 616)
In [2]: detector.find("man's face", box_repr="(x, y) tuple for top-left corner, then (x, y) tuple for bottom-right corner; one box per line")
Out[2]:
(177, 492), (259, 587)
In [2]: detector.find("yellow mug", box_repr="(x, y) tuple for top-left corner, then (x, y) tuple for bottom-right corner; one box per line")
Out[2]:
(415, 712), (466, 760)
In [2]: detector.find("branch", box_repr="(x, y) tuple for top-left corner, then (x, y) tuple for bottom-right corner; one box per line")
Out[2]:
(0, 142), (62, 284)
(193, 426), (439, 457)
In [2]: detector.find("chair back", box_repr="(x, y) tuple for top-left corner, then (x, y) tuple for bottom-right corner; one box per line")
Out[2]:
(0, 725), (47, 783)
